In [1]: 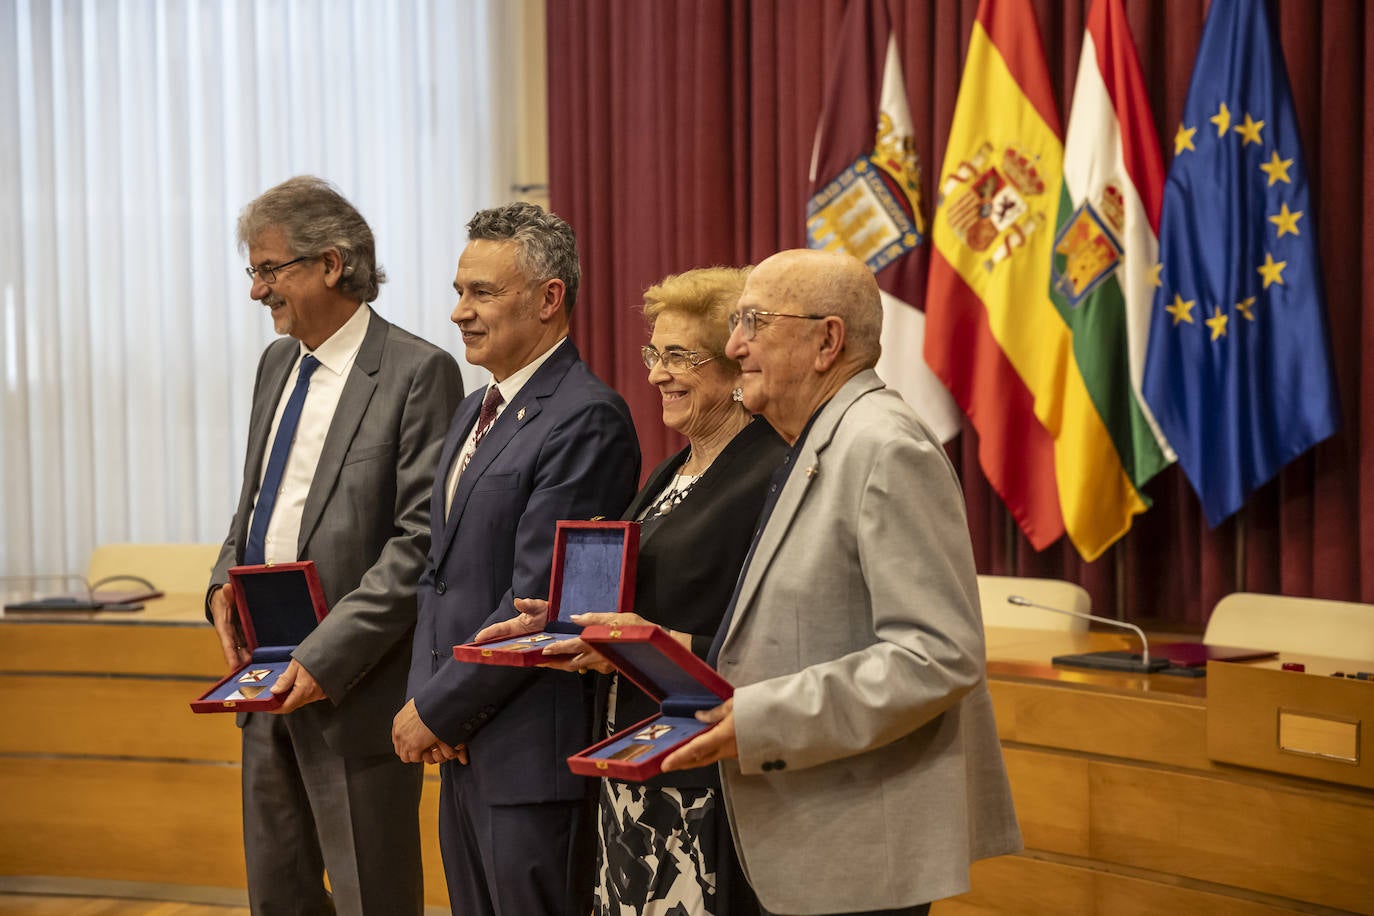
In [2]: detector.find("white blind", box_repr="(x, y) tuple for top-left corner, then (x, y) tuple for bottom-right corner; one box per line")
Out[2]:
(2, 0), (519, 579)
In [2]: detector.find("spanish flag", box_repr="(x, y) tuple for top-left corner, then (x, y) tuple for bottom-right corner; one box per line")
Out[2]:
(925, 0), (1147, 561)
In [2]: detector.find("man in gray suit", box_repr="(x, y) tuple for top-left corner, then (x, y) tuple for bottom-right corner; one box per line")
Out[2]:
(662, 248), (1021, 916)
(206, 176), (464, 915)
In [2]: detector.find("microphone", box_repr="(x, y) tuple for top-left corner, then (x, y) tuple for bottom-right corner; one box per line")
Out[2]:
(1007, 594), (1168, 673)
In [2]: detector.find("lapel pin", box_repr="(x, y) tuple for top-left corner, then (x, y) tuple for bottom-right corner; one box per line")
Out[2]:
(805, 466), (818, 479)
(517, 407), (526, 421)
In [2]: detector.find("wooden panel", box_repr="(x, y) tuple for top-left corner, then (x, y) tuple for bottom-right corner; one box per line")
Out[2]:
(0, 758), (246, 888)
(420, 774), (446, 906)
(1088, 761), (1374, 913)
(0, 894), (248, 915)
(0, 758), (450, 909)
(0, 622), (222, 677)
(991, 680), (1208, 770)
(0, 676), (237, 761)
(1209, 662), (1374, 790)
(936, 855), (1314, 916)
(1001, 749), (1090, 857)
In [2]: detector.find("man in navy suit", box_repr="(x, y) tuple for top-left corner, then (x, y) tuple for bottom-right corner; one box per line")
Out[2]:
(393, 202), (640, 915)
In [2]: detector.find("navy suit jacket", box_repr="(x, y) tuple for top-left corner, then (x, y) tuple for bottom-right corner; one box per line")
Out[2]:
(408, 339), (640, 805)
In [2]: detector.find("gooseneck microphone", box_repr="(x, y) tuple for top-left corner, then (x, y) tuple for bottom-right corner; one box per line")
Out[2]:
(1007, 594), (1167, 673)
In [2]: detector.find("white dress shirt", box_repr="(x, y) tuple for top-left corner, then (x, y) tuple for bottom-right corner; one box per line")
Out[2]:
(443, 336), (567, 517)
(250, 304), (370, 564)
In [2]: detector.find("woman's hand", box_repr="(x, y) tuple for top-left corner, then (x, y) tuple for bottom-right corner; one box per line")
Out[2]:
(535, 636), (615, 675)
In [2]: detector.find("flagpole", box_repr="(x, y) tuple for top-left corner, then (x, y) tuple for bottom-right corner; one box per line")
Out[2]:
(1113, 542), (1125, 621)
(1234, 506), (1247, 596)
(1004, 513), (1017, 576)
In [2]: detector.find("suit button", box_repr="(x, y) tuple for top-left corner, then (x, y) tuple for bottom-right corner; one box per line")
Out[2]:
(764, 759), (785, 771)
(435, 580), (447, 595)
(761, 761), (773, 772)
(478, 711), (489, 720)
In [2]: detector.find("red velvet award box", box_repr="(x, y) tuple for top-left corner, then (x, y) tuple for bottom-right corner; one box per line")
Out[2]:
(189, 561), (329, 713)
(567, 624), (733, 781)
(451, 520), (639, 668)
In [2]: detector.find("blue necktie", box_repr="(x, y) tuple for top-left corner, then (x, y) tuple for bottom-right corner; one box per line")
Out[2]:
(244, 354), (320, 565)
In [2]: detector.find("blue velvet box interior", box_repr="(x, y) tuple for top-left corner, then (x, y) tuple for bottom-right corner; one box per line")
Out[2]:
(203, 567), (321, 700)
(595, 638), (724, 711)
(236, 567), (322, 649)
(475, 526), (632, 650)
(572, 626), (731, 773)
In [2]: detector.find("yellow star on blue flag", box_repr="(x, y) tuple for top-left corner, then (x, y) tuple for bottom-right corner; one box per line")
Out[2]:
(1142, 0), (1339, 527)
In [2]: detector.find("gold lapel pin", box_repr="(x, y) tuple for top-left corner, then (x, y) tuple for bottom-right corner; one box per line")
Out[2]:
(805, 466), (818, 479)
(517, 407), (527, 421)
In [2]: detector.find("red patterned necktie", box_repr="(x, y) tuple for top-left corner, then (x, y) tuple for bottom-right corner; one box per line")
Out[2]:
(461, 385), (504, 474)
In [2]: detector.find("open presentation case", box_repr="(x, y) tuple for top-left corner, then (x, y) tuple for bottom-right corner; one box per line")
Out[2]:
(567, 624), (733, 781)
(452, 520), (638, 668)
(189, 561), (328, 713)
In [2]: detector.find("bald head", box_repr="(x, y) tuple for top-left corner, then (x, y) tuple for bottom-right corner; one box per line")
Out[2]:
(750, 249), (882, 370)
(726, 248), (884, 442)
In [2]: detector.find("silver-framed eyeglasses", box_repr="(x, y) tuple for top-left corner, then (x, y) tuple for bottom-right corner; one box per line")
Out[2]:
(727, 307), (828, 341)
(245, 255), (316, 284)
(641, 345), (718, 373)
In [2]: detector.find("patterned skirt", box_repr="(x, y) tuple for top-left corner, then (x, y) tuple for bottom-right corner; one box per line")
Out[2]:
(594, 777), (721, 916)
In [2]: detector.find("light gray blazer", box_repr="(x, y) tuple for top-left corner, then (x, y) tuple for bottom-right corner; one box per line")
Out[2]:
(716, 369), (1021, 914)
(210, 310), (463, 756)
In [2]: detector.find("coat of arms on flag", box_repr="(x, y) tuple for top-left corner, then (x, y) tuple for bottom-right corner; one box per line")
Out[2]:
(804, 0), (962, 444)
(806, 110), (925, 273)
(1052, 184), (1125, 306)
(937, 142), (1049, 273)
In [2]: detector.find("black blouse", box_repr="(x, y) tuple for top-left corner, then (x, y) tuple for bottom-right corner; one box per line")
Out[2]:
(603, 416), (787, 790)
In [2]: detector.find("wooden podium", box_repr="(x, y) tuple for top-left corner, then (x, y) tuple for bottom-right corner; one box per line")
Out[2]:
(0, 595), (449, 907)
(4, 609), (1371, 913)
(937, 629), (1374, 915)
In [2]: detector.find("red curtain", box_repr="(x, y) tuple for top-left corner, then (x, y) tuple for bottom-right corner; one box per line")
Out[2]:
(547, 0), (1374, 628)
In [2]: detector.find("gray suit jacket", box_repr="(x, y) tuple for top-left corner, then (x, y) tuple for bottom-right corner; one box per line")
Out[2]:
(211, 310), (464, 757)
(715, 370), (1021, 914)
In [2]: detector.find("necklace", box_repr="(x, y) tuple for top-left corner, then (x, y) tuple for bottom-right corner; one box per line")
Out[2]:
(643, 458), (701, 520)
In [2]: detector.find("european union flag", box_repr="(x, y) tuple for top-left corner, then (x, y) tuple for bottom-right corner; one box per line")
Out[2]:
(1141, 0), (1339, 527)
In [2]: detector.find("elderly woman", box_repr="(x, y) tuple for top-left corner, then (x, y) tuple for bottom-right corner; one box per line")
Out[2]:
(478, 266), (783, 916)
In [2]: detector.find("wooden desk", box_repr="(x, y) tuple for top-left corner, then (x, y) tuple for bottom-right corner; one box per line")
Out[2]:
(6, 613), (1371, 913)
(938, 629), (1374, 916)
(0, 594), (449, 907)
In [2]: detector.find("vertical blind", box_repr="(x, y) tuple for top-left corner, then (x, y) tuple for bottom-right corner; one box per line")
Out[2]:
(2, 0), (514, 579)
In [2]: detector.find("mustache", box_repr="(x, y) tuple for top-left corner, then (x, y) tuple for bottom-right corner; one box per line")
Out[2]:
(263, 295), (285, 309)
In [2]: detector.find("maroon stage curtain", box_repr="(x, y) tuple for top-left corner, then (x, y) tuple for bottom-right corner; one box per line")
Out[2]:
(547, 0), (1373, 628)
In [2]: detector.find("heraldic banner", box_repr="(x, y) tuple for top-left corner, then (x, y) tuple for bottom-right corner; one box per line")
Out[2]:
(1046, 0), (1177, 554)
(925, 0), (1074, 554)
(1142, 0), (1339, 528)
(805, 0), (961, 442)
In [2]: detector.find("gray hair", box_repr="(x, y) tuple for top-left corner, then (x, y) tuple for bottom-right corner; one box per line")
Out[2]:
(237, 176), (385, 303)
(466, 202), (581, 312)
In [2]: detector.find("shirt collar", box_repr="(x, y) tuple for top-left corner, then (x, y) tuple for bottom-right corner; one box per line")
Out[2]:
(492, 336), (568, 404)
(301, 304), (370, 376)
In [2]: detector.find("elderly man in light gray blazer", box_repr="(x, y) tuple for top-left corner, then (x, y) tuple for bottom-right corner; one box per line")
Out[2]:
(207, 176), (463, 915)
(661, 248), (1021, 916)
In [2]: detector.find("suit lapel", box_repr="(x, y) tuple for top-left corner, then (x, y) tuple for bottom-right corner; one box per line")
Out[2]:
(297, 312), (386, 554)
(722, 372), (884, 650)
(435, 340), (579, 564)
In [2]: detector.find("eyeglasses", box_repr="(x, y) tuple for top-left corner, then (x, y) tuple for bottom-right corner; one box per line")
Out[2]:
(641, 345), (718, 374)
(727, 307), (828, 341)
(245, 255), (316, 284)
